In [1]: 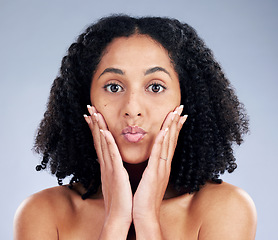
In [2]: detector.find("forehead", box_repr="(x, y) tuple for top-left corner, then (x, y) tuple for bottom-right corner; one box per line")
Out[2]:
(97, 34), (174, 70)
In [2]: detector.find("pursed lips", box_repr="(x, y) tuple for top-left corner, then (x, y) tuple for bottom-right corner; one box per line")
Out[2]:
(121, 126), (146, 143)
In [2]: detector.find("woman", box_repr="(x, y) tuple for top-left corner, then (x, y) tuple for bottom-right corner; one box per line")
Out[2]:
(14, 15), (257, 239)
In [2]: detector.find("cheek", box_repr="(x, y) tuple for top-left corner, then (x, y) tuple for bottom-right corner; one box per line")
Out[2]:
(154, 94), (181, 125)
(151, 107), (171, 130)
(91, 90), (112, 117)
(96, 103), (119, 130)
(90, 84), (120, 132)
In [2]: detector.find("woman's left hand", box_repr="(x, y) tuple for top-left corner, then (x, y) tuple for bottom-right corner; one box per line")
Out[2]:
(133, 105), (187, 238)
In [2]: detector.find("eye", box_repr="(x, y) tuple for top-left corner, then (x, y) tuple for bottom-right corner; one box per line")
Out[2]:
(147, 83), (166, 93)
(104, 83), (123, 93)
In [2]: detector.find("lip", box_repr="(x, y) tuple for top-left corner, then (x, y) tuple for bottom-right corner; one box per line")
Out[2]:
(122, 126), (146, 143)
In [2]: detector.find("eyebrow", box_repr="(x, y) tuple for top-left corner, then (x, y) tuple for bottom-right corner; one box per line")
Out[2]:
(98, 67), (124, 79)
(144, 66), (171, 78)
(98, 66), (171, 79)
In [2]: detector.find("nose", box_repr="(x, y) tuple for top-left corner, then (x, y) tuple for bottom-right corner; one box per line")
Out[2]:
(123, 91), (143, 118)
(125, 112), (142, 117)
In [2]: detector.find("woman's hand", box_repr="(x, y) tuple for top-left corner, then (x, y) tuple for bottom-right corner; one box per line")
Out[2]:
(84, 106), (132, 239)
(84, 105), (187, 239)
(132, 105), (187, 239)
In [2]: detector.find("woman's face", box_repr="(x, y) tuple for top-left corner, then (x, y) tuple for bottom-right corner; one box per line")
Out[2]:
(90, 34), (181, 164)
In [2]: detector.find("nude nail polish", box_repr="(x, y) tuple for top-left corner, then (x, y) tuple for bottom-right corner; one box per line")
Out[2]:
(181, 115), (188, 124)
(93, 113), (98, 122)
(83, 114), (91, 124)
(87, 105), (93, 115)
(172, 111), (178, 120)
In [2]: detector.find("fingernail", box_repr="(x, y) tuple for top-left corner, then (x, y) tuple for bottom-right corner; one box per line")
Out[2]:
(83, 114), (91, 124)
(172, 111), (178, 120)
(181, 115), (188, 124)
(87, 105), (93, 115)
(93, 113), (98, 122)
(177, 105), (184, 115)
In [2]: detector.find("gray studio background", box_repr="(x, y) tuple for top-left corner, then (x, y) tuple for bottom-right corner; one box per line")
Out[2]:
(1, 0), (277, 239)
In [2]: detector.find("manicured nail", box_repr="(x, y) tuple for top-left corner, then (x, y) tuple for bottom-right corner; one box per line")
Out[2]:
(93, 113), (98, 122)
(87, 105), (93, 115)
(181, 115), (188, 125)
(83, 114), (91, 124)
(172, 111), (178, 120)
(177, 105), (184, 115)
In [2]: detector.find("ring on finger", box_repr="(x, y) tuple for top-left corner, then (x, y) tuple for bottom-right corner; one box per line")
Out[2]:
(160, 157), (168, 161)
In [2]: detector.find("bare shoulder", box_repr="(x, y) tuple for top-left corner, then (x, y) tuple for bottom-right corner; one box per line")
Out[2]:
(193, 181), (257, 240)
(193, 181), (256, 208)
(14, 186), (75, 240)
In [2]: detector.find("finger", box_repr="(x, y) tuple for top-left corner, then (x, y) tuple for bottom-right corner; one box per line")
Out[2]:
(167, 105), (183, 162)
(160, 109), (174, 131)
(100, 130), (124, 171)
(99, 129), (113, 170)
(158, 128), (170, 177)
(83, 114), (93, 130)
(84, 113), (95, 145)
(159, 110), (178, 171)
(177, 115), (188, 132)
(159, 106), (181, 167)
(160, 104), (182, 131)
(87, 105), (111, 165)
(84, 105), (96, 133)
(87, 105), (96, 116)
(87, 105), (109, 147)
(159, 112), (174, 165)
(148, 129), (167, 170)
(85, 105), (104, 164)
(87, 105), (110, 169)
(96, 112), (108, 131)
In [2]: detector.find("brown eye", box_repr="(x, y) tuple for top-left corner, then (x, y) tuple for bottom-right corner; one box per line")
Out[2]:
(147, 83), (165, 93)
(104, 83), (123, 93)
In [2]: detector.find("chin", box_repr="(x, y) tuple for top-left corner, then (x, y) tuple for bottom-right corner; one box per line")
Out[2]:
(122, 156), (148, 165)
(120, 150), (150, 165)
(116, 139), (152, 164)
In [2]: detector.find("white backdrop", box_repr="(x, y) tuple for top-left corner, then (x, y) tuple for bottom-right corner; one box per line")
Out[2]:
(1, 0), (277, 239)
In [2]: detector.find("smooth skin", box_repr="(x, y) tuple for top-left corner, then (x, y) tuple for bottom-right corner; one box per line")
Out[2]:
(85, 105), (185, 239)
(88, 35), (186, 239)
(14, 35), (257, 239)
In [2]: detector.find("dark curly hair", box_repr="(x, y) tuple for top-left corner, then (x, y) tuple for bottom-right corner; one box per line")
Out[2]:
(34, 15), (249, 199)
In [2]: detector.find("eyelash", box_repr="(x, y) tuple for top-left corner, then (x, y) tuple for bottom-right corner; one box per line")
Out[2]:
(146, 82), (166, 93)
(103, 82), (124, 93)
(103, 82), (167, 93)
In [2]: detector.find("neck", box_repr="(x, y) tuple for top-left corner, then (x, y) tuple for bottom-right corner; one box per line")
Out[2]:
(123, 160), (148, 194)
(123, 160), (184, 199)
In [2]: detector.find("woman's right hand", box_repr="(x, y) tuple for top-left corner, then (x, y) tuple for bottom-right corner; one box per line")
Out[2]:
(84, 105), (132, 239)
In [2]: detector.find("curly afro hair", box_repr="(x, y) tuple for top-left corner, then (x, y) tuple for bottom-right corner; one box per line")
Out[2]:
(34, 15), (249, 199)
